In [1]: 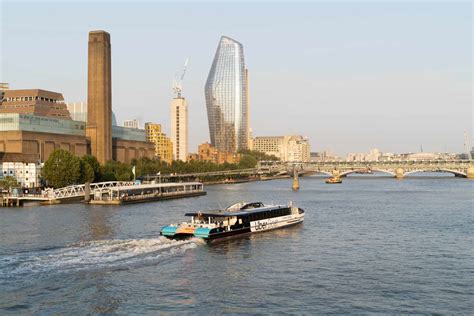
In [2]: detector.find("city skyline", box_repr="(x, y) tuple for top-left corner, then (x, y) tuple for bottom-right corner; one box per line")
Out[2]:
(1, 2), (472, 155)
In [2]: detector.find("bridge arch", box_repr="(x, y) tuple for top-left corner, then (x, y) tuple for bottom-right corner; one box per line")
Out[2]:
(309, 170), (333, 177)
(404, 169), (466, 177)
(339, 169), (396, 177)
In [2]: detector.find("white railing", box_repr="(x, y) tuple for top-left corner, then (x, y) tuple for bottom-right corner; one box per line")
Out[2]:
(46, 181), (135, 199)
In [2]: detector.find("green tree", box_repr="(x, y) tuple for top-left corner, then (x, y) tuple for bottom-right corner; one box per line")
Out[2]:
(0, 176), (20, 189)
(81, 155), (101, 182)
(79, 159), (95, 184)
(42, 149), (81, 188)
(238, 149), (279, 161)
(101, 171), (116, 181)
(238, 155), (258, 168)
(101, 161), (132, 181)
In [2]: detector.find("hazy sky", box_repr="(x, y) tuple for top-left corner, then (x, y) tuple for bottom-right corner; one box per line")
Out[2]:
(1, 1), (472, 155)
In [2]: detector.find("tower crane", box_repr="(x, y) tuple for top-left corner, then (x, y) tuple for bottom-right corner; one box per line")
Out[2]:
(172, 58), (189, 99)
(464, 131), (472, 160)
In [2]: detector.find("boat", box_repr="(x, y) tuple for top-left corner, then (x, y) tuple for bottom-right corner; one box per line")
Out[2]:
(89, 182), (206, 205)
(355, 169), (372, 174)
(160, 201), (304, 242)
(325, 177), (342, 184)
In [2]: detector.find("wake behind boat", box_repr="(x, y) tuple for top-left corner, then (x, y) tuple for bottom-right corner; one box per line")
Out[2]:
(160, 201), (304, 242)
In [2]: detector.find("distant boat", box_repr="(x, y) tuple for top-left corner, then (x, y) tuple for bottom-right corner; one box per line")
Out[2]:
(355, 169), (372, 174)
(325, 177), (342, 184)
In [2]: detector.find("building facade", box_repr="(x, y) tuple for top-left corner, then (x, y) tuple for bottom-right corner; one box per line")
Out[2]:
(86, 30), (112, 164)
(145, 123), (173, 163)
(1, 89), (71, 120)
(0, 112), (154, 164)
(0, 113), (88, 162)
(66, 102), (87, 122)
(205, 36), (249, 153)
(0, 83), (9, 100)
(67, 102), (118, 126)
(170, 97), (188, 161)
(287, 137), (311, 162)
(197, 142), (240, 165)
(0, 161), (41, 188)
(123, 119), (139, 129)
(253, 135), (310, 162)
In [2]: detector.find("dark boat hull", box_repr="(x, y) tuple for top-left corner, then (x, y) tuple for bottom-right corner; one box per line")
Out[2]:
(161, 219), (304, 243)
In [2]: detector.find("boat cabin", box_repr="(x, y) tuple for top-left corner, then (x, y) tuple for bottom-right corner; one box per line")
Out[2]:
(184, 202), (294, 231)
(92, 182), (204, 202)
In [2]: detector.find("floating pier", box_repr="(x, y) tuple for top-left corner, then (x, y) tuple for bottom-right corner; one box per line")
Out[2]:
(89, 182), (206, 205)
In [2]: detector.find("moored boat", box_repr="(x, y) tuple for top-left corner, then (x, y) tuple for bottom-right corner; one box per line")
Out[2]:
(160, 201), (304, 242)
(89, 182), (206, 205)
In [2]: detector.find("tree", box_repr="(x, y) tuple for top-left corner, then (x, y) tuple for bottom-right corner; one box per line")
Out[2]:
(101, 161), (132, 181)
(81, 155), (101, 182)
(42, 149), (81, 188)
(79, 159), (95, 184)
(0, 176), (20, 189)
(101, 172), (116, 181)
(238, 149), (279, 161)
(238, 155), (258, 169)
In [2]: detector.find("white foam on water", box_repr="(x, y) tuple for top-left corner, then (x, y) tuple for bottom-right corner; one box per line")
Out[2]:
(0, 237), (202, 281)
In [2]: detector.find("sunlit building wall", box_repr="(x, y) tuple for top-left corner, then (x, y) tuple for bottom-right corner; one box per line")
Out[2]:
(145, 122), (173, 164)
(253, 135), (310, 162)
(170, 98), (188, 162)
(123, 119), (139, 129)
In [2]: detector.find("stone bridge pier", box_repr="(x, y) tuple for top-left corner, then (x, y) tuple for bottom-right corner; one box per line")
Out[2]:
(331, 169), (341, 177)
(395, 168), (405, 179)
(467, 167), (474, 179)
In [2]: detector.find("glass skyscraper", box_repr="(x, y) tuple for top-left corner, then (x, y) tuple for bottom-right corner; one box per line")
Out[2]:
(205, 36), (249, 153)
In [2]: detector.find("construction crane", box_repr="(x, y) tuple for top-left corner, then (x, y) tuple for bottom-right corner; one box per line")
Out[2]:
(172, 58), (189, 99)
(464, 131), (472, 160)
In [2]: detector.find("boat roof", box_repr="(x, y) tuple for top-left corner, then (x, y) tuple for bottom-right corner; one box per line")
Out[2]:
(185, 204), (288, 218)
(103, 182), (203, 192)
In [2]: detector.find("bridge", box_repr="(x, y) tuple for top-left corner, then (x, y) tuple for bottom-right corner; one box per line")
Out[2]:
(1, 181), (136, 207)
(44, 181), (135, 200)
(260, 160), (474, 179)
(142, 168), (268, 182)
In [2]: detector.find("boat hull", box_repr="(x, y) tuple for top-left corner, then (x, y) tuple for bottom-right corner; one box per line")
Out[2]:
(161, 213), (304, 242)
(91, 191), (206, 205)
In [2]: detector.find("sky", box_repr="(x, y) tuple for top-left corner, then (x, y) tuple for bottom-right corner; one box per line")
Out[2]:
(1, 1), (472, 156)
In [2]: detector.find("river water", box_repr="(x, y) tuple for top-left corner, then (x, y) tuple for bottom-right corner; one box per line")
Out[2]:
(0, 175), (473, 314)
